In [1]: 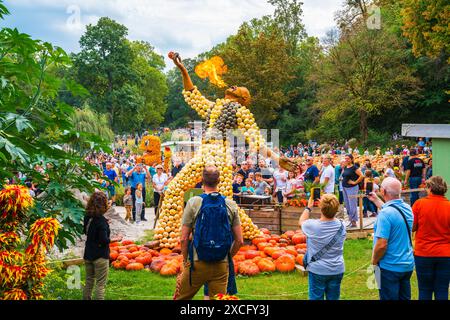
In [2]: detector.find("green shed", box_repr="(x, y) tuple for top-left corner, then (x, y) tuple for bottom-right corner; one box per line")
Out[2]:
(402, 124), (450, 197)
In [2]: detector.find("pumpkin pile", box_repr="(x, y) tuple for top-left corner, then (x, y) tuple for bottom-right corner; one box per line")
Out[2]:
(286, 198), (308, 207)
(233, 228), (307, 276)
(109, 240), (183, 276)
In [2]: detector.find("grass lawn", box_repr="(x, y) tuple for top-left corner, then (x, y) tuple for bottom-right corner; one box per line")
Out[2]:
(43, 239), (419, 300)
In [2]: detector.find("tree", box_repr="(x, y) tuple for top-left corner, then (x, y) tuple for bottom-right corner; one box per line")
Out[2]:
(401, 0), (450, 61)
(72, 105), (114, 141)
(312, 21), (422, 143)
(0, 1), (109, 250)
(268, 0), (307, 56)
(129, 40), (168, 129)
(215, 17), (294, 128)
(73, 17), (139, 131)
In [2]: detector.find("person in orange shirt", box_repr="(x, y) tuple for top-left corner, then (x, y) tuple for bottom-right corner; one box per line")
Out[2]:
(412, 176), (450, 300)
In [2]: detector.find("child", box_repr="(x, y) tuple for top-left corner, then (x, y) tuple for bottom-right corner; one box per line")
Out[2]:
(363, 171), (379, 217)
(135, 183), (144, 224)
(232, 174), (243, 203)
(254, 172), (270, 196)
(241, 178), (255, 195)
(283, 171), (297, 201)
(123, 187), (133, 222)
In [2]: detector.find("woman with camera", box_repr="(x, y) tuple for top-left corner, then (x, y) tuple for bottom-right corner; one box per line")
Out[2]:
(299, 194), (346, 300)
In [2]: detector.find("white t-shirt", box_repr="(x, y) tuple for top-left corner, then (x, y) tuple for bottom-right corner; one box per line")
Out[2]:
(385, 168), (395, 178)
(320, 164), (335, 194)
(152, 173), (168, 192)
(273, 169), (288, 192)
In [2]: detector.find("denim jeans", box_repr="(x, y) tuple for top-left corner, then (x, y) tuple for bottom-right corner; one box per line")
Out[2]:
(415, 256), (450, 300)
(379, 268), (413, 300)
(409, 176), (422, 206)
(363, 197), (377, 216)
(308, 272), (343, 300)
(276, 190), (283, 203)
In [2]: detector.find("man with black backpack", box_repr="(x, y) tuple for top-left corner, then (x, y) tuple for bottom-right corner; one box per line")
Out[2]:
(175, 166), (243, 300)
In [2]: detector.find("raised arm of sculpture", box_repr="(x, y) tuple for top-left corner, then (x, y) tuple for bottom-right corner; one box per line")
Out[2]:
(168, 52), (213, 119)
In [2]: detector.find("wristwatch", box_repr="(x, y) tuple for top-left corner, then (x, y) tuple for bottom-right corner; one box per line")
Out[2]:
(305, 207), (312, 212)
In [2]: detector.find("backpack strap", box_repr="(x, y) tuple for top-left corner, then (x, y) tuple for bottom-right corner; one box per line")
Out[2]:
(389, 204), (413, 247)
(304, 221), (344, 267)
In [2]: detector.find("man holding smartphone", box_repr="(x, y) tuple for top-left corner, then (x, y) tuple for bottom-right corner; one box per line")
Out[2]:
(368, 177), (414, 300)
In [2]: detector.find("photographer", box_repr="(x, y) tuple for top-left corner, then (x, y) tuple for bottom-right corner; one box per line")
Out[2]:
(368, 177), (414, 300)
(299, 194), (346, 300)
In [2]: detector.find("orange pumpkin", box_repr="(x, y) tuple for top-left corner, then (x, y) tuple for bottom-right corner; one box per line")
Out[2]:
(238, 261), (260, 276)
(128, 246), (139, 253)
(244, 250), (260, 260)
(257, 258), (276, 273)
(252, 237), (267, 246)
(116, 254), (128, 261)
(260, 228), (271, 235)
(257, 242), (271, 251)
(296, 254), (305, 267)
(136, 254), (153, 265)
(275, 255), (295, 273)
(126, 262), (144, 271)
(110, 251), (119, 261)
(122, 240), (134, 246)
(285, 247), (298, 257)
(148, 249), (160, 257)
(252, 256), (262, 264)
(239, 245), (257, 252)
(284, 230), (295, 239)
(270, 235), (281, 242)
(112, 260), (123, 269)
(160, 261), (180, 276)
(109, 242), (120, 248)
(150, 259), (166, 272)
(233, 254), (246, 262)
(160, 248), (172, 255)
(264, 246), (280, 257)
(272, 250), (287, 260)
(292, 234), (307, 245)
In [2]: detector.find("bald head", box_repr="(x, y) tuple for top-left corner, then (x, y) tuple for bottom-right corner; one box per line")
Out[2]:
(381, 177), (401, 199)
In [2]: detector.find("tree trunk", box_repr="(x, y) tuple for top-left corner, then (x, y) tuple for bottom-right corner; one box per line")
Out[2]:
(359, 109), (368, 143)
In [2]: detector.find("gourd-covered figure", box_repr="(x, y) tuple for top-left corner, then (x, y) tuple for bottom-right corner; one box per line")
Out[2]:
(153, 52), (297, 248)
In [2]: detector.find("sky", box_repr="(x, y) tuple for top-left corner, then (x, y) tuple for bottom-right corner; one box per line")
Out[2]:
(1, 0), (343, 70)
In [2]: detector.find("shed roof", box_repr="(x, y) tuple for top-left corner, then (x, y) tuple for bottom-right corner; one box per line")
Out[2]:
(402, 124), (450, 138)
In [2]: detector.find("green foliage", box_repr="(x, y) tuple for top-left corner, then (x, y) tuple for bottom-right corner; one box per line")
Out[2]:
(0, 3), (110, 250)
(73, 18), (168, 133)
(400, 0), (450, 62)
(72, 105), (114, 141)
(129, 40), (168, 129)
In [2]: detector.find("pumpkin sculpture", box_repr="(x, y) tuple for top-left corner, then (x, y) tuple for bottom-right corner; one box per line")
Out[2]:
(154, 52), (299, 248)
(139, 135), (161, 166)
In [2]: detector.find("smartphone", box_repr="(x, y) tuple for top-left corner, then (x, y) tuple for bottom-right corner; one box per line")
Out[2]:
(366, 182), (373, 195)
(312, 188), (321, 201)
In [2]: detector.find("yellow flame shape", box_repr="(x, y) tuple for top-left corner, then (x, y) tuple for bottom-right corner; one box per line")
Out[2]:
(195, 56), (228, 88)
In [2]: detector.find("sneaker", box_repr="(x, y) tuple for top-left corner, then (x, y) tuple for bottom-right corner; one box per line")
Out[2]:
(141, 218), (148, 222)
